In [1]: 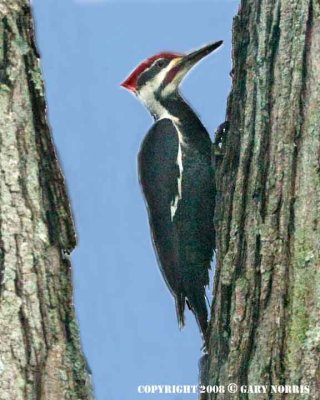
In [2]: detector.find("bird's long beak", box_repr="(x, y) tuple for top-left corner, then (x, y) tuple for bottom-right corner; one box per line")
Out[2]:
(182, 40), (223, 69)
(165, 40), (223, 87)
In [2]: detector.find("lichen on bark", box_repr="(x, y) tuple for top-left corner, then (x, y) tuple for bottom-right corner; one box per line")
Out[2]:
(0, 1), (93, 399)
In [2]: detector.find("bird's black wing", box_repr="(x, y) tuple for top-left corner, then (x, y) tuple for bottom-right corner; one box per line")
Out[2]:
(138, 118), (185, 324)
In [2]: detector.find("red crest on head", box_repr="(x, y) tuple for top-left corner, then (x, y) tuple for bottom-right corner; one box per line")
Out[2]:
(120, 52), (183, 92)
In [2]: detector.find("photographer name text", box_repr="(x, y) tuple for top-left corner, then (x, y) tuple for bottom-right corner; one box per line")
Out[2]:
(137, 384), (310, 395)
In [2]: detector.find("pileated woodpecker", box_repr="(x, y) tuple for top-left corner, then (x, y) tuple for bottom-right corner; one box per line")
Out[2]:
(121, 41), (223, 341)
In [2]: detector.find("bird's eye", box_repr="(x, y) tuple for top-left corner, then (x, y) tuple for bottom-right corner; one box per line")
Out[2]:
(156, 59), (166, 68)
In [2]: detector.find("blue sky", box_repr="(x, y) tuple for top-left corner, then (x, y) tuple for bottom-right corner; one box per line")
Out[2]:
(32, 1), (237, 399)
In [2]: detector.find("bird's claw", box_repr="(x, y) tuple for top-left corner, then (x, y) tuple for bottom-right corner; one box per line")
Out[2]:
(212, 121), (229, 158)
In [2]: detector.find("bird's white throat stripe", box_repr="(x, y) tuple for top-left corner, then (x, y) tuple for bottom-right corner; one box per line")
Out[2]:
(137, 59), (179, 120)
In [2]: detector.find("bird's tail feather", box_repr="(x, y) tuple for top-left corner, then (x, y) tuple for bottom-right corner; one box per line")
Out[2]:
(183, 277), (209, 341)
(175, 293), (185, 329)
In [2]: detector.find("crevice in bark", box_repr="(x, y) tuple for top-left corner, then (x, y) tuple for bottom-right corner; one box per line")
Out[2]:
(239, 234), (262, 392)
(33, 255), (50, 350)
(260, 1), (281, 222)
(262, 264), (274, 310)
(0, 17), (11, 86)
(236, 82), (257, 278)
(0, 237), (4, 298)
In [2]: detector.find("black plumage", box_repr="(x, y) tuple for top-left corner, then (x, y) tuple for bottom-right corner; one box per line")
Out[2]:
(138, 101), (214, 337)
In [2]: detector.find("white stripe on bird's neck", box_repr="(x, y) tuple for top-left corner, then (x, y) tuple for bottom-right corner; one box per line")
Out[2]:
(137, 59), (178, 121)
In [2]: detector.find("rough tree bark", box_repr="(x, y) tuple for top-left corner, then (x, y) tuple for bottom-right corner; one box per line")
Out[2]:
(207, 0), (320, 399)
(0, 2), (93, 399)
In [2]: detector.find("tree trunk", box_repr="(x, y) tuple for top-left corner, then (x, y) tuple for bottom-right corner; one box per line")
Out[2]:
(207, 0), (320, 398)
(0, 2), (93, 399)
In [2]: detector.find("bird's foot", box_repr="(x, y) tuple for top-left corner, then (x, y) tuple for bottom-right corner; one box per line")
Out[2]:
(213, 121), (229, 157)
